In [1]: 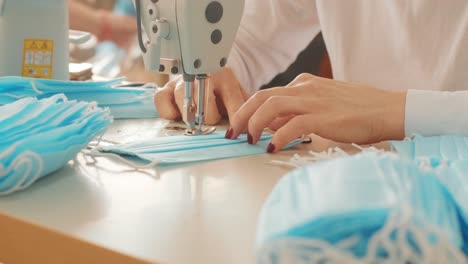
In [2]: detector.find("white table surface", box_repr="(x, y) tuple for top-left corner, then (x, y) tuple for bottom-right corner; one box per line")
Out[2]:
(0, 119), (352, 264)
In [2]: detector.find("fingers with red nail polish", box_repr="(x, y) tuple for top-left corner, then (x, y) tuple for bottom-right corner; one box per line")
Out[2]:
(225, 128), (234, 139)
(247, 133), (254, 144)
(267, 143), (276, 153)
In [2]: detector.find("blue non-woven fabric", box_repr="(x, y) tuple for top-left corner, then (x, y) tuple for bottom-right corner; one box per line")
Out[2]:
(0, 76), (158, 119)
(390, 135), (468, 160)
(256, 152), (468, 263)
(98, 132), (302, 166)
(0, 95), (112, 195)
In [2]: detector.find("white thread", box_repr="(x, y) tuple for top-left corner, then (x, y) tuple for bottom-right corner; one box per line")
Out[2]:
(263, 149), (466, 263)
(258, 207), (466, 264)
(134, 91), (156, 100)
(91, 135), (105, 147)
(89, 138), (121, 147)
(268, 144), (387, 169)
(3, 93), (26, 99)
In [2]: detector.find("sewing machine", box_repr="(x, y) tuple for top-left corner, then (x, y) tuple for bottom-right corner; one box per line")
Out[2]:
(0, 0), (244, 133)
(134, 0), (245, 135)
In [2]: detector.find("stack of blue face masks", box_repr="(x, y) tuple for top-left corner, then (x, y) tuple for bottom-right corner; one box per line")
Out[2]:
(0, 94), (112, 195)
(390, 135), (468, 254)
(257, 152), (468, 264)
(94, 132), (302, 167)
(0, 76), (158, 119)
(390, 135), (468, 160)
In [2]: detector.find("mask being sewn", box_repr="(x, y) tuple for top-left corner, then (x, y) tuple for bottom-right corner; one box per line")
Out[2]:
(257, 152), (468, 264)
(0, 76), (158, 119)
(94, 132), (302, 167)
(0, 95), (112, 195)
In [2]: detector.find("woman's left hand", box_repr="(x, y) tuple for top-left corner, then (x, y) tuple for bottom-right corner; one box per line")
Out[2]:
(227, 73), (407, 153)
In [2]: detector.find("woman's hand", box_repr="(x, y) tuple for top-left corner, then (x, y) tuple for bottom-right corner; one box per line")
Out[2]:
(227, 73), (407, 153)
(154, 67), (249, 125)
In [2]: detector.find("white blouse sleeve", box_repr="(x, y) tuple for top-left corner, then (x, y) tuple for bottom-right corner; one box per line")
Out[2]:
(405, 89), (468, 136)
(227, 0), (320, 95)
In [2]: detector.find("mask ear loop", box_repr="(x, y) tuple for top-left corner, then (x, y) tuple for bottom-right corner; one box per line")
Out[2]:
(2, 93), (27, 99)
(0, 151), (43, 196)
(81, 134), (161, 174)
(29, 80), (44, 95)
(0, 145), (17, 163)
(82, 147), (160, 170)
(134, 90), (156, 100)
(15, 151), (44, 192)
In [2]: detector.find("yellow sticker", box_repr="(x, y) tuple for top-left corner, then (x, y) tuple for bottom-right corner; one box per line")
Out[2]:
(22, 39), (54, 79)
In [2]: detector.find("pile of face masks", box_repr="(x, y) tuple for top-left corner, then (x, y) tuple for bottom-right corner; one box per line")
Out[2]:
(0, 95), (112, 195)
(92, 132), (302, 167)
(390, 135), (468, 160)
(0, 76), (158, 119)
(257, 152), (468, 263)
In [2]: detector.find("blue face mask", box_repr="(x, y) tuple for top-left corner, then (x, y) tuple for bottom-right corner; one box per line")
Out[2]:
(257, 152), (467, 264)
(92, 132), (302, 167)
(0, 94), (112, 195)
(0, 76), (158, 119)
(428, 159), (468, 253)
(390, 135), (468, 160)
(389, 135), (468, 236)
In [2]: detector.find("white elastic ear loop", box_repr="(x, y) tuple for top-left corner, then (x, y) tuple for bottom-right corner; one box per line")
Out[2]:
(46, 93), (68, 104)
(258, 206), (466, 264)
(0, 146), (20, 180)
(83, 101), (100, 115)
(84, 148), (160, 170)
(134, 90), (156, 100)
(0, 151), (43, 196)
(259, 158), (466, 264)
(50, 101), (89, 126)
(3, 93), (26, 99)
(0, 145), (16, 163)
(15, 151), (44, 191)
(29, 80), (43, 95)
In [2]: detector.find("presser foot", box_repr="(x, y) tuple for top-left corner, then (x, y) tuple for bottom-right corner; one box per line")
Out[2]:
(164, 125), (216, 136)
(184, 126), (216, 136)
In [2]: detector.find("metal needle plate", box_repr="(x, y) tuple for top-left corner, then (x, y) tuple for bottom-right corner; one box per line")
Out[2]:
(164, 126), (217, 136)
(184, 126), (217, 136)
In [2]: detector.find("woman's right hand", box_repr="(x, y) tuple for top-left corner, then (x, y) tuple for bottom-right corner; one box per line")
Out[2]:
(227, 73), (406, 153)
(154, 67), (249, 125)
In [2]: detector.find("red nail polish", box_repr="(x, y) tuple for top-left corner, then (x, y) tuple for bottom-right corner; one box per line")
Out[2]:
(225, 128), (233, 139)
(247, 133), (254, 144)
(267, 143), (276, 153)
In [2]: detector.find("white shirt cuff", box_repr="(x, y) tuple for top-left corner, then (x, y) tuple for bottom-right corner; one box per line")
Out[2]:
(405, 89), (468, 136)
